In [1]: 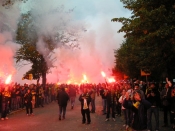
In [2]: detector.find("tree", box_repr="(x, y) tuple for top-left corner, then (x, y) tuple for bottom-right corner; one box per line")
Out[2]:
(112, 0), (175, 81)
(114, 38), (140, 79)
(15, 12), (54, 86)
(15, 7), (83, 87)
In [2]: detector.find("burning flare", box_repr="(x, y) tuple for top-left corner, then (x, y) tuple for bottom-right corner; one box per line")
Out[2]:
(81, 74), (88, 83)
(83, 74), (87, 81)
(5, 75), (12, 84)
(101, 71), (106, 78)
(107, 77), (116, 83)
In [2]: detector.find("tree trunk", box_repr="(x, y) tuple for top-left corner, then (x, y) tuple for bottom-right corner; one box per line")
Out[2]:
(42, 71), (46, 90)
(41, 56), (47, 90)
(37, 77), (40, 85)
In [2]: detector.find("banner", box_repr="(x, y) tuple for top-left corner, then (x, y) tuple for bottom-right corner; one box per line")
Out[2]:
(29, 74), (33, 80)
(141, 70), (150, 76)
(124, 74), (129, 79)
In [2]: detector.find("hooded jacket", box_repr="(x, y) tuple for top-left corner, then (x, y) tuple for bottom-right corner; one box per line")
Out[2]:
(123, 98), (151, 130)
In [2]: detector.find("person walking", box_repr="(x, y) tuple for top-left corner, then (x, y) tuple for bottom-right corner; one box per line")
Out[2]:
(160, 78), (172, 127)
(24, 89), (33, 116)
(100, 84), (107, 115)
(90, 87), (96, 113)
(1, 86), (10, 120)
(68, 85), (76, 109)
(115, 87), (122, 117)
(15, 85), (21, 109)
(57, 87), (69, 120)
(38, 87), (44, 107)
(170, 85), (175, 130)
(119, 89), (129, 130)
(146, 83), (160, 131)
(123, 90), (151, 131)
(105, 86), (117, 122)
(79, 88), (91, 124)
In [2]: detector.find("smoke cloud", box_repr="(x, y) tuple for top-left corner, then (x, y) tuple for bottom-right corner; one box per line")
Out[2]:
(0, 0), (131, 84)
(0, 2), (20, 83)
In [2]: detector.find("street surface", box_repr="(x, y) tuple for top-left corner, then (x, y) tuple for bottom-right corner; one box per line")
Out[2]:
(0, 96), (172, 131)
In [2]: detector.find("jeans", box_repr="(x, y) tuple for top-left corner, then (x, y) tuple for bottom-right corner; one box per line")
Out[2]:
(122, 109), (129, 125)
(1, 102), (9, 118)
(70, 97), (76, 107)
(16, 96), (21, 109)
(51, 94), (55, 102)
(21, 96), (25, 108)
(106, 103), (116, 118)
(116, 103), (121, 115)
(59, 105), (67, 118)
(91, 99), (95, 112)
(26, 102), (33, 114)
(102, 99), (107, 113)
(11, 97), (17, 110)
(38, 97), (44, 107)
(44, 95), (49, 104)
(147, 106), (159, 130)
(163, 105), (172, 124)
(81, 108), (91, 123)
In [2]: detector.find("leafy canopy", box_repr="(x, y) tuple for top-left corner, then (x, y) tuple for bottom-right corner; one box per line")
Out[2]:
(112, 0), (175, 80)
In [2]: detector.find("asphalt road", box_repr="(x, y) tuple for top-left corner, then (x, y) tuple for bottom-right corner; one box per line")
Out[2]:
(0, 96), (172, 131)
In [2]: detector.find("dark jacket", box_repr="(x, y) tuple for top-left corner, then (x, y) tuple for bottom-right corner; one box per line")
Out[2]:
(123, 99), (151, 130)
(160, 87), (172, 106)
(146, 88), (160, 107)
(57, 89), (69, 106)
(171, 96), (175, 112)
(171, 87), (175, 112)
(1, 91), (10, 103)
(79, 93), (91, 109)
(24, 92), (32, 103)
(106, 90), (117, 106)
(100, 88), (107, 99)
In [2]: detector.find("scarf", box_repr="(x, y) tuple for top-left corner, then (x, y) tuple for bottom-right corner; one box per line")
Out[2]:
(83, 98), (88, 109)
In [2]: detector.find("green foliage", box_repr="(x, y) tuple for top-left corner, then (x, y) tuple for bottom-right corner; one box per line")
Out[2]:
(15, 12), (54, 82)
(15, 7), (82, 83)
(112, 0), (175, 80)
(114, 38), (140, 78)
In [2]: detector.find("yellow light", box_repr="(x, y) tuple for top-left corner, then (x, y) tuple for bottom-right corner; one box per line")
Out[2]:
(107, 77), (116, 83)
(67, 80), (71, 84)
(101, 71), (106, 77)
(5, 75), (12, 84)
(83, 74), (87, 80)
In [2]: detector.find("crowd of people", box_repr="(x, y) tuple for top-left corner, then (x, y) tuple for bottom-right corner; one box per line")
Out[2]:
(0, 78), (175, 131)
(98, 78), (175, 131)
(0, 83), (57, 119)
(56, 79), (175, 131)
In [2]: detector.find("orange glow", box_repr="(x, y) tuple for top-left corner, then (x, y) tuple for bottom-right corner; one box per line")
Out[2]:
(74, 82), (79, 85)
(81, 79), (85, 83)
(101, 71), (106, 78)
(83, 74), (87, 81)
(5, 75), (12, 84)
(107, 77), (116, 83)
(81, 74), (88, 83)
(57, 82), (61, 85)
(67, 80), (71, 84)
